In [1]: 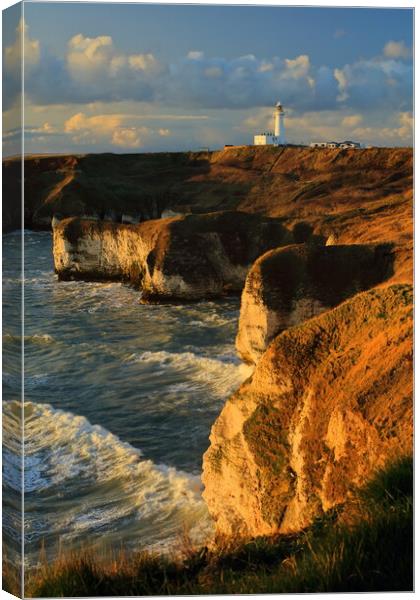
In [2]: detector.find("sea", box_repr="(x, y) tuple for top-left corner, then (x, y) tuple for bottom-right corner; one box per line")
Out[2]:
(2, 230), (253, 567)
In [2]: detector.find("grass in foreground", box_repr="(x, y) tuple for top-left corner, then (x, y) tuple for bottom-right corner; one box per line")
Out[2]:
(20, 456), (413, 597)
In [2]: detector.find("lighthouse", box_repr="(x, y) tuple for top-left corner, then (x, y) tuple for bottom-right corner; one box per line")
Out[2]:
(254, 101), (286, 146)
(274, 101), (286, 145)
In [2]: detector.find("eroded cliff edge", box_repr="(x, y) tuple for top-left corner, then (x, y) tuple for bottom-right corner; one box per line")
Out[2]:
(43, 146), (413, 540)
(203, 285), (413, 537)
(4, 147), (412, 253)
(236, 243), (394, 364)
(53, 211), (295, 301)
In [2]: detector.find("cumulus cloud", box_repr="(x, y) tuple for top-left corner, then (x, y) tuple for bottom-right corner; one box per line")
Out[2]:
(166, 52), (329, 110)
(63, 111), (172, 149)
(111, 128), (141, 148)
(3, 18), (40, 109)
(284, 55), (310, 79)
(67, 33), (164, 82)
(3, 19), (413, 130)
(5, 18), (40, 71)
(11, 29), (167, 107)
(332, 56), (412, 110)
(62, 33), (165, 102)
(383, 40), (411, 59)
(5, 22), (333, 110)
(64, 112), (121, 134)
(334, 68), (348, 101)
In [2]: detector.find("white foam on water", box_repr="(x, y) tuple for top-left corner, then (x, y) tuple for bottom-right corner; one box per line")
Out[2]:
(126, 350), (254, 397)
(3, 401), (214, 562)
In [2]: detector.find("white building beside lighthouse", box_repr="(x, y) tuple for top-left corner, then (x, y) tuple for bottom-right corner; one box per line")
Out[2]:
(254, 102), (286, 146)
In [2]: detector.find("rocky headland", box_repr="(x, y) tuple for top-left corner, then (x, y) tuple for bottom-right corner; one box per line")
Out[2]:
(53, 211), (295, 301)
(9, 146), (412, 542)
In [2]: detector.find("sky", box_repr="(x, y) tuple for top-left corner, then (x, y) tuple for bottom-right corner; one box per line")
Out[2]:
(2, 2), (414, 155)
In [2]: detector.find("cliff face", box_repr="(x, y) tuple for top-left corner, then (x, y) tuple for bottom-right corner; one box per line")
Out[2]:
(19, 146), (413, 541)
(236, 243), (394, 364)
(3, 147), (412, 248)
(203, 285), (413, 538)
(53, 211), (293, 301)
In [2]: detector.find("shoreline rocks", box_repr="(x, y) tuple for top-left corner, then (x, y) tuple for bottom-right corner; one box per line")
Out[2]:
(203, 285), (413, 538)
(236, 243), (394, 364)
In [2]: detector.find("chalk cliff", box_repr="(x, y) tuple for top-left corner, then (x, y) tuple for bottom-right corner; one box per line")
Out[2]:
(53, 211), (293, 301)
(236, 243), (394, 364)
(203, 285), (413, 537)
(19, 146), (412, 542)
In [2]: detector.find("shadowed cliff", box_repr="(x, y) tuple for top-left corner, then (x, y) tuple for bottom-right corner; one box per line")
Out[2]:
(5, 146), (412, 283)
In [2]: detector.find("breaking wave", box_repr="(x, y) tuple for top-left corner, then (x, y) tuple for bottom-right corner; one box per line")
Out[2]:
(3, 401), (213, 563)
(126, 350), (253, 397)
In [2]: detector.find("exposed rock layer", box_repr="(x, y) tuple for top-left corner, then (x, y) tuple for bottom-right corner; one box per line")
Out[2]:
(236, 243), (394, 364)
(53, 211), (293, 301)
(203, 285), (413, 538)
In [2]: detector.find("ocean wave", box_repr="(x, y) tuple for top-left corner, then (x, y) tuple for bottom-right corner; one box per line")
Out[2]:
(3, 401), (213, 559)
(126, 350), (253, 397)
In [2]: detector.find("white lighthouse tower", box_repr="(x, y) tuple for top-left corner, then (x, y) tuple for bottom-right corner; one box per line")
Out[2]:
(274, 101), (286, 145)
(254, 101), (286, 146)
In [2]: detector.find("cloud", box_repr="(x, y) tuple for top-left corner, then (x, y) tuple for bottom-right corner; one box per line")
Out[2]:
(62, 111), (173, 149)
(332, 56), (412, 110)
(64, 111), (139, 147)
(4, 18), (40, 71)
(187, 51), (204, 60)
(353, 111), (412, 144)
(166, 52), (328, 110)
(342, 114), (362, 127)
(4, 20), (413, 126)
(111, 128), (141, 147)
(67, 33), (164, 81)
(334, 68), (348, 101)
(62, 33), (165, 102)
(3, 122), (59, 148)
(6, 22), (331, 110)
(3, 18), (40, 109)
(383, 40), (411, 59)
(284, 55), (310, 79)
(204, 66), (223, 78)
(64, 112), (121, 134)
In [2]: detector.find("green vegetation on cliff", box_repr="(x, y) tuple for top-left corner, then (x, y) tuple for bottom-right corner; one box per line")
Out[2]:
(20, 457), (412, 597)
